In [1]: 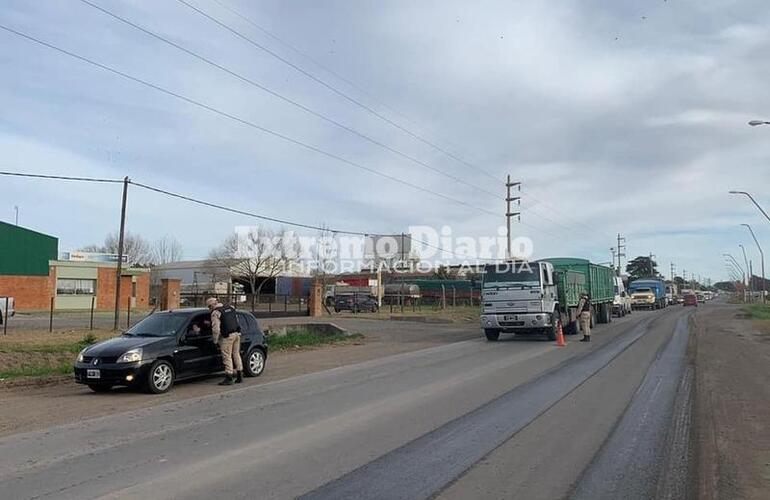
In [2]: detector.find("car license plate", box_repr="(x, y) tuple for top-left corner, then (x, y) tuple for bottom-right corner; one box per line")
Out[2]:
(503, 315), (518, 321)
(86, 369), (100, 379)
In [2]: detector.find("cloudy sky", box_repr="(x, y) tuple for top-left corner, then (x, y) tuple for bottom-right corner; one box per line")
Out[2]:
(2, 0), (770, 282)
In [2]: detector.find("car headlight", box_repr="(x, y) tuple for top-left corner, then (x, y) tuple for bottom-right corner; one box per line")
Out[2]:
(76, 348), (87, 363)
(117, 348), (143, 363)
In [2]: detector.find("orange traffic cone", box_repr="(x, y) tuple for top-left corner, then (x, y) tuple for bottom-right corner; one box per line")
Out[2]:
(555, 322), (566, 347)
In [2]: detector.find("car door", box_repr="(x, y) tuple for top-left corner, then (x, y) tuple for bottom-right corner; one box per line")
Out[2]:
(176, 314), (217, 377)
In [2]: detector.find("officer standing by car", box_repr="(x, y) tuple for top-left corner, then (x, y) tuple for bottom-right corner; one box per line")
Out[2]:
(577, 292), (592, 342)
(206, 297), (243, 385)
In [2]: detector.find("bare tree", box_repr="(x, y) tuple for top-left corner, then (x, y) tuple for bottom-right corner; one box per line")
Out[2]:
(152, 235), (184, 265)
(81, 231), (153, 266)
(208, 227), (299, 310)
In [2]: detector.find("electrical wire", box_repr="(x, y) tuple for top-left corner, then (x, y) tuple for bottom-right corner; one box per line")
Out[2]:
(78, 0), (501, 199)
(0, 171), (123, 183)
(175, 0), (501, 182)
(0, 23), (499, 217)
(208, 0), (492, 180)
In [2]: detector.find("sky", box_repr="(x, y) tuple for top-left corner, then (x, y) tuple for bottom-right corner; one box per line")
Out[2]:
(2, 0), (770, 283)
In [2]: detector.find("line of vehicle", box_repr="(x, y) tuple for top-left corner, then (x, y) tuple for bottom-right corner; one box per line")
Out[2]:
(300, 311), (674, 500)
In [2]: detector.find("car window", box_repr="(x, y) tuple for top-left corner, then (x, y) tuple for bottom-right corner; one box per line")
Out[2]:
(126, 313), (188, 337)
(246, 314), (259, 333)
(236, 313), (250, 333)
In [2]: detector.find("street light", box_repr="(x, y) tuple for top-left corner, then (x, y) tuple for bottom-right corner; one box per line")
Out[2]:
(729, 191), (770, 223)
(740, 244), (753, 301)
(741, 223), (766, 303)
(748, 120), (770, 126)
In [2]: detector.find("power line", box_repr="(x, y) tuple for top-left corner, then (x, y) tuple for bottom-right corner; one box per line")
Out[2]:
(0, 23), (498, 217)
(129, 180), (501, 261)
(77, 0), (501, 199)
(175, 0), (501, 182)
(208, 0), (490, 180)
(0, 171), (122, 183)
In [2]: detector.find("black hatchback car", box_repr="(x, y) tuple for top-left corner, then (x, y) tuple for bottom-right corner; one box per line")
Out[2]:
(74, 308), (268, 394)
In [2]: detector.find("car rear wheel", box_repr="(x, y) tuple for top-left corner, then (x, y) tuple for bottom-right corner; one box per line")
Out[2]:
(244, 348), (266, 377)
(145, 360), (174, 394)
(88, 384), (112, 393)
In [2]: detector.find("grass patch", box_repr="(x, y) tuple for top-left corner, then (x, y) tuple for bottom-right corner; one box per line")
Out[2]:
(0, 362), (72, 379)
(268, 327), (363, 351)
(742, 304), (770, 320)
(0, 333), (100, 380)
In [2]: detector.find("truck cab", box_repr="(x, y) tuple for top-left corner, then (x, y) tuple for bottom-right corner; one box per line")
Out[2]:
(480, 261), (560, 341)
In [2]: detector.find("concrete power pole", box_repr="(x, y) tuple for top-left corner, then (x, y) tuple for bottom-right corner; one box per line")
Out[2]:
(649, 253), (656, 277)
(505, 175), (521, 260)
(616, 234), (626, 276)
(113, 176), (129, 331)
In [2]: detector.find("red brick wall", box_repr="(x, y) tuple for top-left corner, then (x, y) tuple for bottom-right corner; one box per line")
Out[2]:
(0, 274), (54, 311)
(134, 273), (150, 309)
(96, 268), (150, 310)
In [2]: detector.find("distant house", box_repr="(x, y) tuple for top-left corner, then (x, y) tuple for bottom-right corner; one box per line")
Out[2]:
(0, 221), (149, 311)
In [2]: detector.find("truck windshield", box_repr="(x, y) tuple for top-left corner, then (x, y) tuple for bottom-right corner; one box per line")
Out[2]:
(632, 288), (652, 294)
(483, 263), (540, 288)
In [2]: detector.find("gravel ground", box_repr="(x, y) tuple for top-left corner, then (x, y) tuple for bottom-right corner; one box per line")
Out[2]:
(695, 302), (770, 500)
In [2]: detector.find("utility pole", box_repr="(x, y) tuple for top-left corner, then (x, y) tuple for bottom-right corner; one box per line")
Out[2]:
(611, 247), (617, 273)
(113, 176), (129, 331)
(616, 234), (626, 275)
(505, 175), (521, 260)
(649, 253), (656, 277)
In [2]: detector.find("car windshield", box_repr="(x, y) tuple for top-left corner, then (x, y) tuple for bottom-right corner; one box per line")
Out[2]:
(483, 263), (540, 288)
(125, 313), (189, 337)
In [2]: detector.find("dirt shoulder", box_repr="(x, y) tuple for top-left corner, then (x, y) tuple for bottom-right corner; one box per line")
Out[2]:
(0, 318), (477, 438)
(695, 302), (770, 500)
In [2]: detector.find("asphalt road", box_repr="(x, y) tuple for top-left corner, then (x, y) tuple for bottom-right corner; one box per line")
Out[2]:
(0, 304), (696, 499)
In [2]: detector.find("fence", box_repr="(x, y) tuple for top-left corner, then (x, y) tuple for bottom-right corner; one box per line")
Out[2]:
(177, 293), (310, 318)
(1, 295), (150, 334)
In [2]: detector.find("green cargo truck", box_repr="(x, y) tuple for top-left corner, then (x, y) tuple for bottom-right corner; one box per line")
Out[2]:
(539, 257), (616, 329)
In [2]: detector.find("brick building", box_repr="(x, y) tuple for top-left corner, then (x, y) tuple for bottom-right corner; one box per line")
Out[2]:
(0, 221), (149, 311)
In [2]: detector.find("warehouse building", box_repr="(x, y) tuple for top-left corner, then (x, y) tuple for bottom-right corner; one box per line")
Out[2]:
(0, 221), (150, 311)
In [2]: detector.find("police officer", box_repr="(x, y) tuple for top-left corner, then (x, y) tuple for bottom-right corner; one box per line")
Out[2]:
(206, 297), (243, 385)
(577, 292), (592, 342)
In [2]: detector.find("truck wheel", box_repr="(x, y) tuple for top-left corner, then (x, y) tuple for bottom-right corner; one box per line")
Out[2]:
(484, 329), (500, 341)
(546, 313), (560, 341)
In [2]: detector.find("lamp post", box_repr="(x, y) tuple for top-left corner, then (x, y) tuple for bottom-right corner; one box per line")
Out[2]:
(740, 244), (753, 302)
(741, 224), (765, 303)
(725, 253), (746, 301)
(729, 191), (770, 223)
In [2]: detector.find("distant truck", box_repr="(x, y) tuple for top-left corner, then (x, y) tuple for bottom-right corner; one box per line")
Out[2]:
(613, 276), (632, 317)
(628, 279), (667, 310)
(0, 296), (14, 325)
(480, 258), (615, 341)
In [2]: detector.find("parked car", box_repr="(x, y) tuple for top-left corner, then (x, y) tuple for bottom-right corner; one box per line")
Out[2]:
(612, 277), (632, 317)
(74, 308), (267, 394)
(0, 296), (14, 325)
(334, 294), (379, 313)
(683, 294), (698, 307)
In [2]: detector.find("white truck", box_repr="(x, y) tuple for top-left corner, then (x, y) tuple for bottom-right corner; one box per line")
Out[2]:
(0, 296), (15, 325)
(613, 277), (632, 317)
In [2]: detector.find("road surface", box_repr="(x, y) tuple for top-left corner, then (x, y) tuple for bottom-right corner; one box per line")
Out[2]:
(0, 305), (696, 499)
